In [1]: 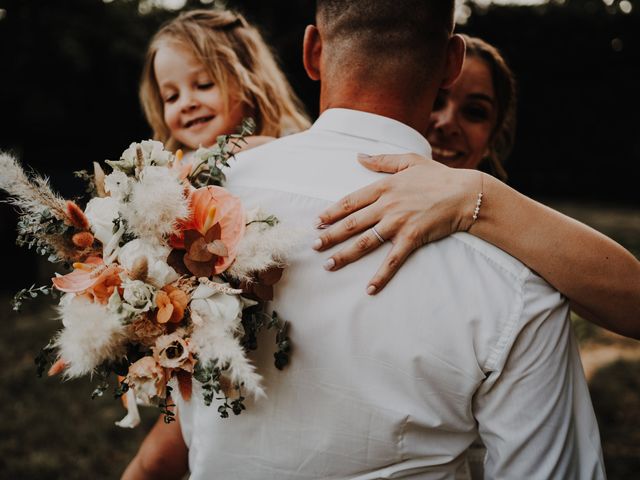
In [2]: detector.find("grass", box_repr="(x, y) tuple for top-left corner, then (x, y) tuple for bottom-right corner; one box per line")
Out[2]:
(0, 297), (156, 480)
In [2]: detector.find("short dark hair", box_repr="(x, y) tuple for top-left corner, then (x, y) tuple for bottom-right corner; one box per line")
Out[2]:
(316, 0), (455, 88)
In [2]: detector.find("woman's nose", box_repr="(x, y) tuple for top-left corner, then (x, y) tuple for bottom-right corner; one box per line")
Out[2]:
(433, 104), (461, 137)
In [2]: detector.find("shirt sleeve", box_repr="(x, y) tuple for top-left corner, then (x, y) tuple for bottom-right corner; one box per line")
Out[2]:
(473, 271), (606, 480)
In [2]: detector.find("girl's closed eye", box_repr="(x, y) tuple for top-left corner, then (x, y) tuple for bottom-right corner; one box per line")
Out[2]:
(197, 82), (214, 90)
(164, 92), (178, 104)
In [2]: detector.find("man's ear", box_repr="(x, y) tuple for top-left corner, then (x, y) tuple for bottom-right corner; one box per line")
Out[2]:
(440, 34), (465, 89)
(303, 25), (322, 81)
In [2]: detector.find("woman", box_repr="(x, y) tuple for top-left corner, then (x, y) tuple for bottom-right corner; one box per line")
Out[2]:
(314, 35), (640, 339)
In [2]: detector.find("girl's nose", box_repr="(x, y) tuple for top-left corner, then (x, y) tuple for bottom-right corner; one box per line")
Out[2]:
(180, 92), (198, 112)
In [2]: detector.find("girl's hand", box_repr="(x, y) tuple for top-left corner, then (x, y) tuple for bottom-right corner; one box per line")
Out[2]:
(232, 135), (275, 153)
(313, 153), (480, 294)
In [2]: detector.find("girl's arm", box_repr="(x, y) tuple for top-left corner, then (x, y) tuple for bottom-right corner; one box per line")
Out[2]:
(231, 135), (275, 153)
(314, 153), (640, 339)
(122, 414), (188, 480)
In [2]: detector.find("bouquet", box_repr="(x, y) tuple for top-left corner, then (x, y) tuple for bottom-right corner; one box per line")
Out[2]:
(1, 121), (295, 427)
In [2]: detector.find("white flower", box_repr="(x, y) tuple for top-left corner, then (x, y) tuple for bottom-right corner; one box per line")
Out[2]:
(104, 170), (132, 200)
(189, 283), (265, 399)
(118, 239), (179, 288)
(107, 140), (173, 176)
(121, 279), (155, 313)
(84, 196), (119, 246)
(121, 140), (173, 168)
(190, 282), (245, 332)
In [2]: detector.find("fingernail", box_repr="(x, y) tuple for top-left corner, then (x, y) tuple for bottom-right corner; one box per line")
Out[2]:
(312, 238), (322, 250)
(315, 218), (329, 229)
(358, 153), (372, 161)
(367, 285), (377, 295)
(323, 258), (335, 271)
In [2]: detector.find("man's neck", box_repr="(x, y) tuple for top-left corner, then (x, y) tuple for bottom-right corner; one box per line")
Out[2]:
(319, 84), (436, 137)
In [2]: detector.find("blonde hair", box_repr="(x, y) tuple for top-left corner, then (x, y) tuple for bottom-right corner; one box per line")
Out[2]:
(140, 9), (310, 151)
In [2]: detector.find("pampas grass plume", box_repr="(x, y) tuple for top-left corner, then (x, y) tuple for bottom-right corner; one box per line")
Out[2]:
(55, 295), (127, 378)
(0, 152), (67, 218)
(122, 166), (189, 242)
(228, 223), (302, 283)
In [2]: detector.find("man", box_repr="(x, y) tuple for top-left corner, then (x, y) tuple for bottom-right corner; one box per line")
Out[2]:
(124, 1), (605, 478)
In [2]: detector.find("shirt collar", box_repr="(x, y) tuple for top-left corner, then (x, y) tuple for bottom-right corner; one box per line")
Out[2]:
(310, 108), (431, 158)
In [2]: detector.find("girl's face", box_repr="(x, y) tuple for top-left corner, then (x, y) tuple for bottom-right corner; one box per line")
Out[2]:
(426, 56), (498, 170)
(154, 41), (247, 150)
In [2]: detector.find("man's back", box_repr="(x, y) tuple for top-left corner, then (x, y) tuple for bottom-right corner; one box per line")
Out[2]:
(178, 109), (604, 479)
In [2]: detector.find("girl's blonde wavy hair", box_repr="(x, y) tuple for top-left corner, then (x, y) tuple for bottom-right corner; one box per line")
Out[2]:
(140, 9), (310, 151)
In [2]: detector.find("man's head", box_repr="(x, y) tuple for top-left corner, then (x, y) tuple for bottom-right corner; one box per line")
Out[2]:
(304, 0), (464, 132)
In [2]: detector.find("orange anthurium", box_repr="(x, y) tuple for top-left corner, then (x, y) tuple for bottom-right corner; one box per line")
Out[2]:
(52, 256), (122, 304)
(155, 285), (189, 324)
(170, 186), (245, 276)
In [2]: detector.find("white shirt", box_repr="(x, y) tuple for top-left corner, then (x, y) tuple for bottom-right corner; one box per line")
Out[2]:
(178, 109), (605, 479)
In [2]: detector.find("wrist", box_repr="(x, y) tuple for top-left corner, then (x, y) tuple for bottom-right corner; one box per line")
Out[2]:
(456, 169), (485, 233)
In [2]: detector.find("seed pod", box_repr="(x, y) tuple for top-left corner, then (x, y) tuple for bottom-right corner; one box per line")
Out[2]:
(72, 231), (95, 249)
(66, 200), (90, 230)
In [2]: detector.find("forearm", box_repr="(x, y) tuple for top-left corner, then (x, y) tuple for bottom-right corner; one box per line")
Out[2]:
(122, 414), (188, 480)
(470, 173), (640, 338)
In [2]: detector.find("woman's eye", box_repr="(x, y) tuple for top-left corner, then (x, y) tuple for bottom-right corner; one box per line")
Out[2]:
(463, 104), (490, 122)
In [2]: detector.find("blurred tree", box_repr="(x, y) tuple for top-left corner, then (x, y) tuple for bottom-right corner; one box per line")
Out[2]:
(0, 0), (638, 292)
(460, 1), (640, 201)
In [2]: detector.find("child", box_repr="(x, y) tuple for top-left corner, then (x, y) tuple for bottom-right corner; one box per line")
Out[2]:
(139, 8), (310, 153)
(122, 10), (311, 479)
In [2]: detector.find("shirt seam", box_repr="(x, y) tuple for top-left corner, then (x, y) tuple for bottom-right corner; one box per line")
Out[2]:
(484, 268), (528, 373)
(311, 126), (427, 155)
(450, 235), (529, 373)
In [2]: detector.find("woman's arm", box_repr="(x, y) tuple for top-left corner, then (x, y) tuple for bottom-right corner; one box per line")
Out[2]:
(121, 414), (188, 480)
(314, 153), (640, 339)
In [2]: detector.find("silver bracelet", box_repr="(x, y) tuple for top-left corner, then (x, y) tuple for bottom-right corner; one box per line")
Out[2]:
(471, 173), (484, 223)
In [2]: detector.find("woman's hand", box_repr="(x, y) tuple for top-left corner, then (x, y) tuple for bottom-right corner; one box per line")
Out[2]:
(313, 153), (481, 294)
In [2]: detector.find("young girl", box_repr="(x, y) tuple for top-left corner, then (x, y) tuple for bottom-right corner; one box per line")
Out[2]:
(139, 8), (310, 153)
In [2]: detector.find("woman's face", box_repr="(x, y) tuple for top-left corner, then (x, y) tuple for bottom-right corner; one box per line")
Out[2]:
(426, 56), (498, 170)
